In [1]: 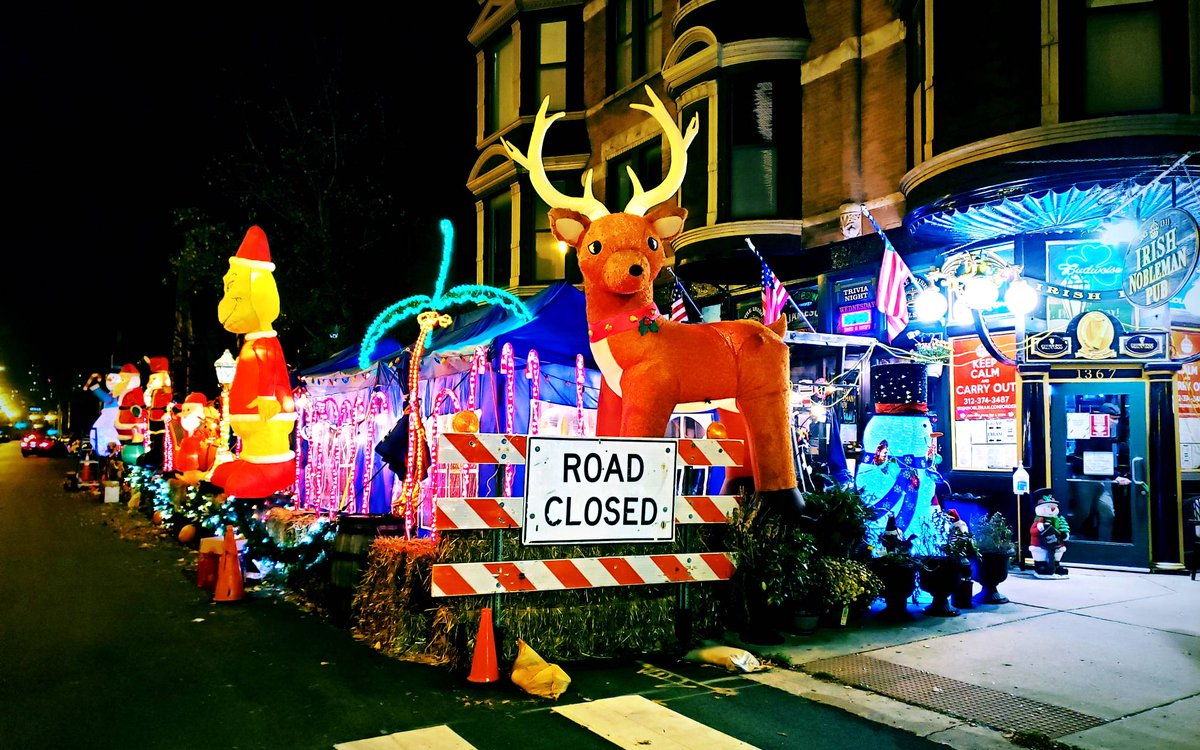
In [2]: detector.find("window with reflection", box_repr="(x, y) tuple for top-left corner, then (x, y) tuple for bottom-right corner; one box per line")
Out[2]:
(487, 34), (517, 134)
(609, 140), (662, 212)
(1060, 0), (1189, 119)
(611, 0), (663, 92)
(486, 191), (513, 288)
(537, 21), (567, 112)
(531, 178), (571, 283)
(730, 79), (778, 219)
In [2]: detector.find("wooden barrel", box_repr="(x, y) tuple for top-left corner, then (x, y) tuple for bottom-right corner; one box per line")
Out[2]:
(329, 514), (406, 589)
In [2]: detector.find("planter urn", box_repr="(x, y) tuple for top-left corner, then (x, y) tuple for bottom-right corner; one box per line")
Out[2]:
(919, 556), (969, 617)
(972, 551), (1012, 604)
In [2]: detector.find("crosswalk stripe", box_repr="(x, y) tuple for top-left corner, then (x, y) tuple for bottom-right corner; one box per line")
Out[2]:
(553, 694), (758, 749)
(333, 724), (477, 750)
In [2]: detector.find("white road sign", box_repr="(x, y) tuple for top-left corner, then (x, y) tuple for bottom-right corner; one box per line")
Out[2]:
(522, 437), (677, 545)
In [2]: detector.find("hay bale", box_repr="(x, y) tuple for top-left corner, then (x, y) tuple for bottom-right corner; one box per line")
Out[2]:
(353, 524), (731, 667)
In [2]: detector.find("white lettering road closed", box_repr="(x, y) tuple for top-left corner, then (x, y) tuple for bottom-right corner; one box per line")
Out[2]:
(522, 437), (677, 545)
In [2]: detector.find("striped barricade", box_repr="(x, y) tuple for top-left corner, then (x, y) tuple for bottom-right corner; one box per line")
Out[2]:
(435, 495), (741, 530)
(431, 434), (745, 598)
(431, 553), (736, 597)
(436, 433), (742, 467)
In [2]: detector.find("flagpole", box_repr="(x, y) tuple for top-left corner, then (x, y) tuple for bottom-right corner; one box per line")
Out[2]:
(664, 266), (701, 318)
(744, 238), (817, 333)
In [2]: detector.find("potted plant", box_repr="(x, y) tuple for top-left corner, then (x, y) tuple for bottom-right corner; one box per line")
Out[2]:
(867, 513), (921, 620)
(913, 337), (953, 377)
(916, 510), (975, 617)
(801, 478), (881, 560)
(810, 557), (882, 627)
(726, 500), (818, 644)
(970, 511), (1015, 604)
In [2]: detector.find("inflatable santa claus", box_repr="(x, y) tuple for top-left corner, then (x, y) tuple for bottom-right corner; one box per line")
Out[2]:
(112, 363), (147, 464)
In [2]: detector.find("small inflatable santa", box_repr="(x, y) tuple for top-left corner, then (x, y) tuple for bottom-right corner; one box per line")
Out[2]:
(140, 356), (173, 469)
(112, 363), (147, 464)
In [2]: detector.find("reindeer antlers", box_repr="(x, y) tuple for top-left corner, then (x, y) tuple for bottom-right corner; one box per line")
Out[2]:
(624, 85), (698, 217)
(501, 98), (609, 220)
(502, 86), (698, 219)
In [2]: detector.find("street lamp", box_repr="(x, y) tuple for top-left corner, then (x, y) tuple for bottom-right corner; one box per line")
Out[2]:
(213, 349), (238, 467)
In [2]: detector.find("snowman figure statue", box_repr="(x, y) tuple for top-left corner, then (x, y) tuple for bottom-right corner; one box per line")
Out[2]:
(856, 363), (945, 555)
(1029, 488), (1070, 578)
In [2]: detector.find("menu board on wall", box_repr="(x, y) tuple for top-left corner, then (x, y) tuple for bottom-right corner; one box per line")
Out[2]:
(950, 333), (1019, 471)
(1172, 330), (1200, 470)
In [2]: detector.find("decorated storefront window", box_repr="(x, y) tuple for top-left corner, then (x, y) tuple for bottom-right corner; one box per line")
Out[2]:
(1045, 239), (1134, 329)
(1172, 329), (1200, 471)
(950, 332), (1019, 471)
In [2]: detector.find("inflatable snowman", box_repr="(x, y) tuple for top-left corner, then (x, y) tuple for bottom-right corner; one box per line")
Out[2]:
(84, 370), (122, 457)
(855, 363), (944, 556)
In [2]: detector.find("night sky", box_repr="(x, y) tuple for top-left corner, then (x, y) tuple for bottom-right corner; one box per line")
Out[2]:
(0, 3), (479, 409)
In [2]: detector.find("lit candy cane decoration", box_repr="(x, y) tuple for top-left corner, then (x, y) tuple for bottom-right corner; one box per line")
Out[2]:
(399, 311), (453, 536)
(467, 344), (487, 411)
(576, 353), (586, 437)
(500, 343), (516, 497)
(162, 409), (175, 473)
(526, 349), (541, 436)
(428, 388), (462, 543)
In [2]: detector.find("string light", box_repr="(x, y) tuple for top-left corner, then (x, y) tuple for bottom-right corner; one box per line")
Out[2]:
(500, 343), (516, 497)
(526, 349), (541, 436)
(427, 388), (462, 543)
(576, 354), (586, 437)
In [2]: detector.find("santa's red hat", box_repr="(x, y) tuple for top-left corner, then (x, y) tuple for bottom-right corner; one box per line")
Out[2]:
(145, 356), (170, 374)
(230, 225), (275, 272)
(120, 363), (139, 375)
(184, 392), (207, 407)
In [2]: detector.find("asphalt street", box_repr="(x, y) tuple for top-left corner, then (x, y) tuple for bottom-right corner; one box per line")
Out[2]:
(0, 443), (948, 749)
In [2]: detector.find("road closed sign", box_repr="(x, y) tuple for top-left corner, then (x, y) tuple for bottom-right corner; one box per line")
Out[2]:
(522, 437), (677, 545)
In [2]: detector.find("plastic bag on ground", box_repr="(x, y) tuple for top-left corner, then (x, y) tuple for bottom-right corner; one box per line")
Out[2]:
(510, 639), (571, 699)
(683, 645), (765, 673)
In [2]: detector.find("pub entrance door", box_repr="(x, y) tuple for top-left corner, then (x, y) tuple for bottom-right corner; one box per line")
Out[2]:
(1047, 380), (1150, 568)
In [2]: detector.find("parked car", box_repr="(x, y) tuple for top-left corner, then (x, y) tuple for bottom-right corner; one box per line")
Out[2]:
(21, 431), (67, 458)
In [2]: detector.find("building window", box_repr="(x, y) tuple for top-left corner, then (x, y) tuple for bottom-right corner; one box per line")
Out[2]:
(609, 140), (663, 212)
(679, 99), (709, 228)
(531, 179), (569, 283)
(537, 21), (568, 112)
(486, 191), (513, 288)
(1061, 0), (1189, 119)
(487, 34), (517, 134)
(611, 0), (663, 93)
(729, 79), (777, 219)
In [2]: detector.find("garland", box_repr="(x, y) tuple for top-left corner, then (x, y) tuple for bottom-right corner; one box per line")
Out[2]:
(226, 495), (337, 572)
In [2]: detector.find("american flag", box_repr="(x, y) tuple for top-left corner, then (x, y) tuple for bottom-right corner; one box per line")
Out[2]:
(761, 258), (791, 325)
(865, 206), (912, 342)
(670, 283), (690, 322)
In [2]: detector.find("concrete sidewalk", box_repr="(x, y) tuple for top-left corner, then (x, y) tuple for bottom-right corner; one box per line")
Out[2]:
(735, 567), (1200, 749)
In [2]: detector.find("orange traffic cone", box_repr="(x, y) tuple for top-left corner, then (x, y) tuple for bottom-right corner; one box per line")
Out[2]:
(213, 526), (244, 603)
(466, 607), (499, 683)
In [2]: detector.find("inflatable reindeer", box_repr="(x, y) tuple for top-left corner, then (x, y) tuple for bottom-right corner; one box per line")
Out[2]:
(502, 86), (805, 519)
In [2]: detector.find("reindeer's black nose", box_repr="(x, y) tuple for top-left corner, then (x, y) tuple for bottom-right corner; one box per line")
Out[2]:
(629, 264), (644, 277)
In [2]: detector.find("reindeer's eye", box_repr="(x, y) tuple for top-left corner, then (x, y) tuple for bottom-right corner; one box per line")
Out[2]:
(587, 241), (602, 255)
(647, 237), (659, 251)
